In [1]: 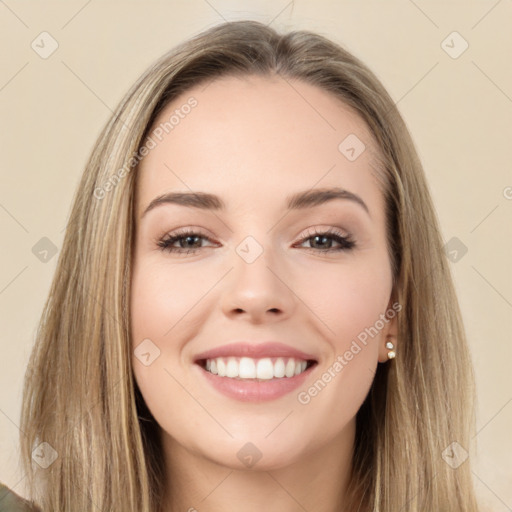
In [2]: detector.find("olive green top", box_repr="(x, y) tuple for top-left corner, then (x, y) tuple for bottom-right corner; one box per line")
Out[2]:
(0, 484), (39, 512)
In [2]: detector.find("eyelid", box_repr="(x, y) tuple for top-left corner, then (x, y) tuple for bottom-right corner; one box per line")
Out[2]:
(297, 225), (351, 238)
(295, 226), (355, 250)
(155, 226), (213, 242)
(155, 227), (217, 248)
(156, 225), (356, 255)
(157, 225), (350, 243)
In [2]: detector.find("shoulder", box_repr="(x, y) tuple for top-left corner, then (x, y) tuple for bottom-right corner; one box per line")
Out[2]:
(0, 483), (40, 512)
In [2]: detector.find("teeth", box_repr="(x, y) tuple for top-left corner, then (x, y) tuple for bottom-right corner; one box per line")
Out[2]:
(285, 358), (296, 377)
(202, 357), (311, 380)
(217, 358), (226, 377)
(273, 358), (285, 378)
(295, 361), (307, 375)
(239, 357), (256, 378)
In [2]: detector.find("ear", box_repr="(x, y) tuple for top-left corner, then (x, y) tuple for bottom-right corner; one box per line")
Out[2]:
(377, 294), (400, 363)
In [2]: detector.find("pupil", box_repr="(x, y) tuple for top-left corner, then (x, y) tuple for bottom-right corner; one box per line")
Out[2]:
(183, 236), (199, 248)
(314, 235), (329, 248)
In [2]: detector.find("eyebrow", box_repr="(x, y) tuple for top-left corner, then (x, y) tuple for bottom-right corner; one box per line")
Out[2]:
(141, 186), (370, 218)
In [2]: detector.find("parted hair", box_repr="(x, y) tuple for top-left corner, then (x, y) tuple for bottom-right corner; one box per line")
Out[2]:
(19, 20), (479, 511)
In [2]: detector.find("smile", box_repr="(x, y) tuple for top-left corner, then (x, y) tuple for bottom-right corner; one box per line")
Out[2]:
(199, 356), (315, 380)
(195, 358), (318, 402)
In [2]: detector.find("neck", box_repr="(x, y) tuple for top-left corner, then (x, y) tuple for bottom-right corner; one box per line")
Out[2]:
(159, 419), (356, 512)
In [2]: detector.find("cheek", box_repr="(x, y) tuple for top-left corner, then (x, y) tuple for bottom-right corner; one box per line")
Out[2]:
(130, 247), (393, 428)
(130, 261), (184, 393)
(130, 259), (206, 346)
(130, 257), (224, 408)
(293, 260), (390, 426)
(130, 251), (393, 368)
(297, 256), (392, 348)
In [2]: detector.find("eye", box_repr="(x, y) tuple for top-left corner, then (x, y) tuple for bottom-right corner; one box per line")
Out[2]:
(157, 229), (217, 255)
(156, 227), (355, 255)
(294, 227), (356, 253)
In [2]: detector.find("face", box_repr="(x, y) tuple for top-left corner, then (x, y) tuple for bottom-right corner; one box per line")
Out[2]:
(130, 74), (397, 471)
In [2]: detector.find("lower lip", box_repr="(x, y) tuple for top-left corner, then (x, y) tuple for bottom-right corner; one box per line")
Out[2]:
(195, 363), (317, 403)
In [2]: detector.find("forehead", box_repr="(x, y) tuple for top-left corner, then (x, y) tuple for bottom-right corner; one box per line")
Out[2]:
(135, 74), (384, 218)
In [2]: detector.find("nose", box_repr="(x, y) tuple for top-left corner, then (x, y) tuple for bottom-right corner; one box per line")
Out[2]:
(220, 242), (297, 324)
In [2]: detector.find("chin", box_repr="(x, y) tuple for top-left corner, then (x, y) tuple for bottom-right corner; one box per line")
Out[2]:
(194, 433), (313, 472)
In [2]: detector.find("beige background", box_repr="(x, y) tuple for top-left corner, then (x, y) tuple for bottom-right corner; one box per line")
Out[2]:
(1, 0), (511, 509)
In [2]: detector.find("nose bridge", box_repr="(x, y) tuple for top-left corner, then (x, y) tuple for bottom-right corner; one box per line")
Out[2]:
(221, 231), (295, 320)
(233, 233), (280, 296)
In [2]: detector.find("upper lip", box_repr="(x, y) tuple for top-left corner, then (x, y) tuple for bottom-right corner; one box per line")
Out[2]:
(193, 342), (318, 363)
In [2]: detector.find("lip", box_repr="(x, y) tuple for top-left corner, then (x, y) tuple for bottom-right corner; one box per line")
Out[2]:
(193, 341), (318, 363)
(194, 360), (317, 402)
(193, 341), (318, 403)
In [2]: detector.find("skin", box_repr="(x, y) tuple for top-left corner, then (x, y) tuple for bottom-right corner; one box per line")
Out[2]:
(131, 74), (398, 512)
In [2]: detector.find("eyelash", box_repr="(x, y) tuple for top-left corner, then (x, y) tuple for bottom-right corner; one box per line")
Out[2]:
(157, 227), (356, 255)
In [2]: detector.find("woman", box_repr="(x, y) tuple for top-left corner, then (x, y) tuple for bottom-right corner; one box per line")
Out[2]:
(10, 20), (479, 511)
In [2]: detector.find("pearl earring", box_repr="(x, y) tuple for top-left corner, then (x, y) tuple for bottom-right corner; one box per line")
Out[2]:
(386, 341), (396, 359)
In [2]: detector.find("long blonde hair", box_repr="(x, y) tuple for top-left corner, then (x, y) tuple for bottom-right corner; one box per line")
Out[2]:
(20, 20), (479, 511)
